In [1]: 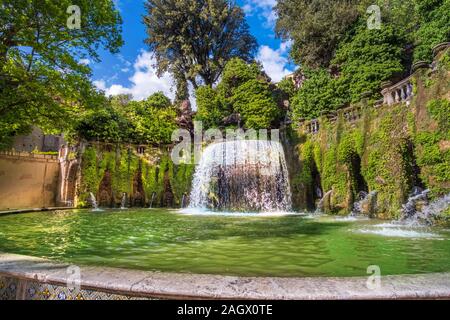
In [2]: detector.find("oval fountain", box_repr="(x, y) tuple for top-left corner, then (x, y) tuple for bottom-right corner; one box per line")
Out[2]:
(184, 139), (293, 215)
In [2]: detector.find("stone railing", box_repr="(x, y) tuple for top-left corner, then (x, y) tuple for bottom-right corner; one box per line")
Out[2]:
(302, 119), (320, 134)
(341, 105), (362, 122)
(381, 76), (414, 106)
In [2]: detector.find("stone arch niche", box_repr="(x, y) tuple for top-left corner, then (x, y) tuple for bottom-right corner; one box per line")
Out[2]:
(402, 139), (425, 199)
(132, 163), (145, 207)
(98, 170), (113, 207)
(304, 159), (323, 211)
(348, 153), (369, 207)
(162, 168), (174, 208)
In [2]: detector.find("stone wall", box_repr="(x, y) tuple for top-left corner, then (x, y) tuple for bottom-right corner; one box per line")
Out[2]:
(76, 143), (195, 209)
(0, 152), (60, 210)
(12, 126), (65, 153)
(290, 48), (450, 218)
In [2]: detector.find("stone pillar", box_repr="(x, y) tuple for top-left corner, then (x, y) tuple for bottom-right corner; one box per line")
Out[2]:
(395, 90), (400, 103)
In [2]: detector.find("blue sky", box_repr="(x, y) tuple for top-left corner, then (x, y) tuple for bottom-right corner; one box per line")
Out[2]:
(91, 0), (294, 103)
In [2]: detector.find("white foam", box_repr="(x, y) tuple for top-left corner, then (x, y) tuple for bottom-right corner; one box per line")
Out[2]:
(356, 227), (439, 239)
(178, 208), (301, 217)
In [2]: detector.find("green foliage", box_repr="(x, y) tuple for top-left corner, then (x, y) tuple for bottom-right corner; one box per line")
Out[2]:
(296, 140), (314, 186)
(277, 0), (447, 121)
(0, 0), (123, 149)
(231, 80), (280, 129)
(337, 131), (359, 164)
(75, 92), (177, 145)
(290, 69), (345, 120)
(321, 146), (347, 205)
(131, 95), (178, 144)
(427, 99), (450, 132)
(332, 23), (406, 103)
(170, 163), (195, 203)
(276, 77), (296, 104)
(74, 105), (131, 142)
(142, 92), (172, 109)
(195, 86), (226, 129)
(144, 0), (257, 92)
(195, 58), (281, 130)
(414, 0), (450, 63)
(220, 58), (263, 95)
(79, 145), (193, 208)
(80, 147), (103, 199)
(275, 0), (360, 68)
(410, 99), (450, 195)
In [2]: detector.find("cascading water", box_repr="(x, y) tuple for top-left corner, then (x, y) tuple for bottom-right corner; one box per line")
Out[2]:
(120, 193), (128, 210)
(149, 192), (156, 209)
(188, 140), (292, 212)
(315, 190), (332, 214)
(181, 194), (187, 208)
(401, 188), (450, 225)
(420, 193), (450, 221)
(401, 188), (430, 222)
(89, 192), (101, 212)
(350, 191), (369, 216)
(350, 191), (378, 216)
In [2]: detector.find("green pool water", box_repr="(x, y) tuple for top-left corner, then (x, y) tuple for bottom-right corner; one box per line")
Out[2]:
(0, 209), (450, 277)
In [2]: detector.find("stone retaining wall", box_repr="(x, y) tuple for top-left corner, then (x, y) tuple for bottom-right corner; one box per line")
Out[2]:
(0, 152), (60, 210)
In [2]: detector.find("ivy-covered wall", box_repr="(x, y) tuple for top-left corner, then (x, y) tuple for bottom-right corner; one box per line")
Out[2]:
(290, 49), (450, 219)
(77, 144), (194, 208)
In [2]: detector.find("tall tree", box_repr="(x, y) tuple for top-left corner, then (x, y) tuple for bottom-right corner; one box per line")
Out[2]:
(0, 0), (123, 149)
(275, 0), (360, 69)
(143, 0), (257, 93)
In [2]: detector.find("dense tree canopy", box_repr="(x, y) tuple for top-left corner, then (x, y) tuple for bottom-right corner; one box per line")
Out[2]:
(0, 0), (123, 149)
(195, 58), (283, 130)
(290, 69), (345, 120)
(144, 0), (258, 96)
(74, 92), (177, 145)
(414, 0), (450, 62)
(275, 0), (360, 69)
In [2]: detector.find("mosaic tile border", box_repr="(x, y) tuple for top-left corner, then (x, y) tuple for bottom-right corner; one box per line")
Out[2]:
(0, 276), (150, 300)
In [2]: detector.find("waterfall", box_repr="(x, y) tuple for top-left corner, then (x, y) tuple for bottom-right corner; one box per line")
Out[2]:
(351, 191), (367, 216)
(120, 193), (128, 210)
(402, 188), (449, 225)
(315, 190), (332, 214)
(89, 192), (101, 212)
(402, 188), (430, 221)
(149, 192), (156, 209)
(181, 194), (187, 208)
(421, 193), (450, 221)
(188, 140), (292, 212)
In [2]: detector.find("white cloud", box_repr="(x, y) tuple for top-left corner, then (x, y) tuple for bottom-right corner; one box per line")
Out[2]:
(256, 42), (293, 83)
(79, 58), (91, 65)
(94, 50), (175, 101)
(243, 0), (278, 28)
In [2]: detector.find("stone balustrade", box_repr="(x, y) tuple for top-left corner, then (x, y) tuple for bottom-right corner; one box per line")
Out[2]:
(341, 106), (362, 122)
(304, 119), (320, 134)
(381, 76), (414, 106)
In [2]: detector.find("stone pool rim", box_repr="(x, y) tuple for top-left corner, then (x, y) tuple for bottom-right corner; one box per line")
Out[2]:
(1, 253), (450, 300)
